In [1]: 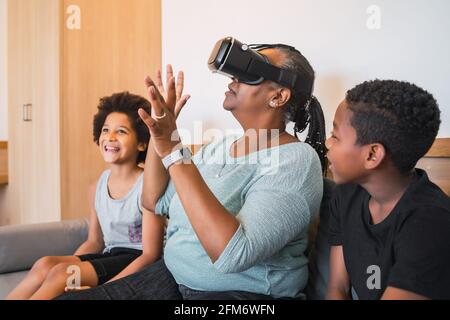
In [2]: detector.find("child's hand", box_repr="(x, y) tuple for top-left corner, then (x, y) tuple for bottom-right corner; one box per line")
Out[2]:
(64, 286), (91, 292)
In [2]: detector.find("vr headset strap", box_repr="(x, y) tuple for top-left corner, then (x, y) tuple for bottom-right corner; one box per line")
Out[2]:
(247, 59), (311, 96)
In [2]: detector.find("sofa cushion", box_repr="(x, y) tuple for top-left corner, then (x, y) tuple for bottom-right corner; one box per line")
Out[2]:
(0, 271), (28, 299)
(0, 219), (88, 274)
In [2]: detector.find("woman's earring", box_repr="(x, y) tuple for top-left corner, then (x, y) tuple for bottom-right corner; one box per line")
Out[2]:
(269, 101), (277, 108)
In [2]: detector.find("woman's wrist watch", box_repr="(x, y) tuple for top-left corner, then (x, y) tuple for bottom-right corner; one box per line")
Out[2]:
(161, 146), (193, 170)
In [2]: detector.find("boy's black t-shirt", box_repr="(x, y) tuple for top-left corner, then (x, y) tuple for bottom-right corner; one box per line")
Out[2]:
(328, 169), (450, 300)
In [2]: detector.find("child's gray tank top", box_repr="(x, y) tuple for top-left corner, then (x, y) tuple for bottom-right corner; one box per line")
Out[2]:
(95, 170), (144, 253)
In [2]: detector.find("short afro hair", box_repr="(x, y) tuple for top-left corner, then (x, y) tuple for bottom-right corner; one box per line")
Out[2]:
(93, 91), (152, 164)
(346, 80), (441, 173)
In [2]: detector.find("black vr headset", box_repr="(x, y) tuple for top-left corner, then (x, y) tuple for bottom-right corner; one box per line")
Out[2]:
(208, 37), (314, 97)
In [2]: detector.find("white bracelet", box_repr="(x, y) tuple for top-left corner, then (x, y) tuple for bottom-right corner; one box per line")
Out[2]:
(161, 147), (192, 170)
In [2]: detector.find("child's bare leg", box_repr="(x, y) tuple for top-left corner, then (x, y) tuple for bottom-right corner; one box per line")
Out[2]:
(5, 256), (81, 300)
(29, 261), (98, 300)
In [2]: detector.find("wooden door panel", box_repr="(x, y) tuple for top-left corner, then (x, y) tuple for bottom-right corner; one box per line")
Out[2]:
(61, 0), (161, 219)
(1, 0), (60, 225)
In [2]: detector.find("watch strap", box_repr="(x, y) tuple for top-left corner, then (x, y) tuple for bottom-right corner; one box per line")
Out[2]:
(161, 147), (192, 170)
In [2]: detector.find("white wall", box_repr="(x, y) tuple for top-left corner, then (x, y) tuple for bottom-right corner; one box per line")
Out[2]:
(0, 0), (7, 140)
(162, 0), (450, 144)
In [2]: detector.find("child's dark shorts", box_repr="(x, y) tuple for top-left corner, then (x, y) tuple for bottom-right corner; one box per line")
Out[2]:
(77, 247), (142, 285)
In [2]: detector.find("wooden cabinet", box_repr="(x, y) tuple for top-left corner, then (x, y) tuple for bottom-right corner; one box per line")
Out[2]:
(0, 0), (161, 225)
(0, 0), (60, 225)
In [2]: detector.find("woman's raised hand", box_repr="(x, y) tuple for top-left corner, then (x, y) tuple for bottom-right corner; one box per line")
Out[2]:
(139, 65), (190, 158)
(152, 64), (190, 119)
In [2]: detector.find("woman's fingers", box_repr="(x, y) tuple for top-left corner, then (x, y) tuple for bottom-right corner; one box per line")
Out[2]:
(145, 75), (156, 89)
(166, 64), (174, 90)
(145, 66), (187, 115)
(176, 71), (184, 101)
(145, 75), (165, 102)
(148, 86), (167, 118)
(155, 70), (166, 96)
(174, 94), (191, 118)
(166, 77), (177, 111)
(138, 107), (157, 131)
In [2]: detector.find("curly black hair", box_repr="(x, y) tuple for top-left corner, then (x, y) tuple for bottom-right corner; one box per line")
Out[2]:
(93, 91), (152, 164)
(346, 80), (441, 173)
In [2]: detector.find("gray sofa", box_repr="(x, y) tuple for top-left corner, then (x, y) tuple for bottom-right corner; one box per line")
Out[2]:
(0, 179), (335, 300)
(0, 219), (89, 299)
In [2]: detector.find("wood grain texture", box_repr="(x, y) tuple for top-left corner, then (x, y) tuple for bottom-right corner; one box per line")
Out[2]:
(0, 0), (60, 225)
(418, 138), (450, 196)
(61, 0), (161, 220)
(425, 138), (450, 158)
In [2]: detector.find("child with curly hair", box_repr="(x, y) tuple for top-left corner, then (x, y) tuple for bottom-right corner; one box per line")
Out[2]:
(7, 92), (166, 300)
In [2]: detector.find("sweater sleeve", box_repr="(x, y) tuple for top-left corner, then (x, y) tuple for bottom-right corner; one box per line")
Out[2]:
(154, 180), (177, 216)
(213, 144), (323, 273)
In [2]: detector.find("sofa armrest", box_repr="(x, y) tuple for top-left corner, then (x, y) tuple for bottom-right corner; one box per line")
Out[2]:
(0, 219), (89, 274)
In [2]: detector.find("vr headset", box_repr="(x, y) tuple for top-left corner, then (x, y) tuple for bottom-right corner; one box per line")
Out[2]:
(208, 37), (314, 97)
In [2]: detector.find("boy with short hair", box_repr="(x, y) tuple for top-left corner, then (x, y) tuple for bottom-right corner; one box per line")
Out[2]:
(325, 80), (450, 300)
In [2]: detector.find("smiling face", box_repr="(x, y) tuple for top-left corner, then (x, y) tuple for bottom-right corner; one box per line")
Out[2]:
(325, 100), (369, 184)
(99, 112), (146, 165)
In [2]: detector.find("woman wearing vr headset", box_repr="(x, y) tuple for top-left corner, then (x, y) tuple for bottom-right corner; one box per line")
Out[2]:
(57, 38), (326, 300)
